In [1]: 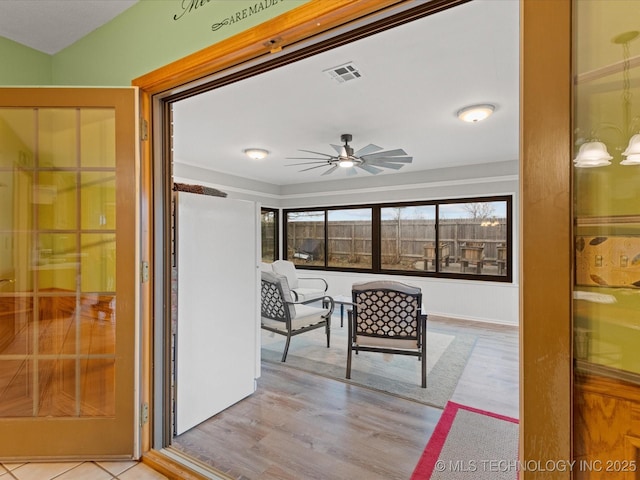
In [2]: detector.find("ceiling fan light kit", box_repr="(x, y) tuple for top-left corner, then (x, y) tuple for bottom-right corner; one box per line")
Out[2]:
(243, 148), (269, 160)
(286, 133), (413, 176)
(457, 104), (495, 123)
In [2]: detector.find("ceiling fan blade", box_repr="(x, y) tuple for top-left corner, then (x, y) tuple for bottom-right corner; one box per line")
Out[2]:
(285, 160), (330, 166)
(330, 144), (344, 154)
(365, 161), (404, 170)
(367, 156), (413, 164)
(354, 143), (382, 157)
(361, 148), (408, 159)
(298, 149), (335, 158)
(357, 163), (384, 174)
(300, 164), (333, 172)
(321, 165), (339, 176)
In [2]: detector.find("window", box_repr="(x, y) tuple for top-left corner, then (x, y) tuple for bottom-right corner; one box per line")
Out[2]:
(260, 208), (278, 262)
(438, 200), (509, 277)
(286, 210), (325, 266)
(284, 196), (512, 281)
(381, 205), (436, 272)
(328, 208), (372, 269)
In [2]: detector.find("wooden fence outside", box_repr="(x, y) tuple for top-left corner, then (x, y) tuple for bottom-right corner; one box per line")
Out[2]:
(287, 219), (507, 266)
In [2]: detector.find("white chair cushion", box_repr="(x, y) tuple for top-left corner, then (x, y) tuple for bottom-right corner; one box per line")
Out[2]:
(352, 280), (421, 296)
(354, 335), (419, 350)
(272, 260), (299, 289)
(292, 287), (326, 303)
(262, 303), (329, 331)
(261, 270), (295, 319)
(260, 262), (273, 272)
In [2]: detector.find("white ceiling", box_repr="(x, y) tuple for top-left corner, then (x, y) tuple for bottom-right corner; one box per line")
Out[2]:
(0, 0), (138, 55)
(172, 0), (519, 186)
(0, 0), (519, 187)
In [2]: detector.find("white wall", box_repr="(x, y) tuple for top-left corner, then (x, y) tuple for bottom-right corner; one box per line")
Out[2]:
(174, 158), (519, 326)
(316, 270), (518, 326)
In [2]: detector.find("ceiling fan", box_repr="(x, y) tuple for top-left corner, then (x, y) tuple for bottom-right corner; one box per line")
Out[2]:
(286, 133), (413, 176)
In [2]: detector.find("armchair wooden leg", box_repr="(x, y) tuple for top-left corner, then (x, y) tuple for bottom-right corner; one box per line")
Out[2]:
(346, 343), (352, 379)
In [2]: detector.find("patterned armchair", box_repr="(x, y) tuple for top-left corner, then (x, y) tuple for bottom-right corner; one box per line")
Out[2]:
(347, 281), (427, 388)
(261, 271), (334, 362)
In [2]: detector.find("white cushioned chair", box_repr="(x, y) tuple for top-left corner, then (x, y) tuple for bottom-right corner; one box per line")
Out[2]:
(263, 260), (328, 304)
(347, 280), (427, 388)
(261, 270), (334, 362)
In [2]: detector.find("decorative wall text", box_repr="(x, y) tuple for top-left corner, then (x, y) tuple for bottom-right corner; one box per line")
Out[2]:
(173, 0), (284, 32)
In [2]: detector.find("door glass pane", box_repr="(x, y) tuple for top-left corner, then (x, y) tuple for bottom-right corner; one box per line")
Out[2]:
(37, 171), (77, 230)
(80, 109), (116, 168)
(381, 205), (436, 272)
(0, 107), (116, 418)
(81, 233), (116, 292)
(81, 173), (116, 230)
(37, 233), (77, 291)
(573, 0), (640, 472)
(328, 208), (372, 268)
(39, 109), (77, 168)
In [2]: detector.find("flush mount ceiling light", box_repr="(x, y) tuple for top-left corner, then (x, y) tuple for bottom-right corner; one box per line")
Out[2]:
(243, 148), (269, 160)
(457, 104), (495, 123)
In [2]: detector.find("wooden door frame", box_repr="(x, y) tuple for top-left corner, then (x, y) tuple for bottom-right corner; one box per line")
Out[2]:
(520, 1), (572, 478)
(133, 0), (573, 478)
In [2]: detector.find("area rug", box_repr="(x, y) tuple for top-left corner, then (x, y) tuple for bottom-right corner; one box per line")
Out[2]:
(261, 321), (476, 409)
(411, 402), (519, 480)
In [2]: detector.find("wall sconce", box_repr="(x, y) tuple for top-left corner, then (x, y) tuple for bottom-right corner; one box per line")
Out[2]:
(244, 148), (269, 160)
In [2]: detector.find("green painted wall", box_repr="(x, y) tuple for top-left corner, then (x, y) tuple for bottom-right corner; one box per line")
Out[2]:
(52, 0), (308, 86)
(0, 0), (306, 87)
(0, 37), (51, 85)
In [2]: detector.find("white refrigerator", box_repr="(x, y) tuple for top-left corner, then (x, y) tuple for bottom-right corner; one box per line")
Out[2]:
(174, 191), (260, 435)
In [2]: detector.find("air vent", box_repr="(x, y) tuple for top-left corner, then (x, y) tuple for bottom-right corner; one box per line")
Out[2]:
(324, 62), (362, 83)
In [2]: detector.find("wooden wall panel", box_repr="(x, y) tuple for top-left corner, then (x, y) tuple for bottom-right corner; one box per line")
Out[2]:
(574, 374), (640, 480)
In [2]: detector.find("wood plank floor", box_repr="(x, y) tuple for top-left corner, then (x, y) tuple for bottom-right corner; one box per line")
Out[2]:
(171, 316), (519, 480)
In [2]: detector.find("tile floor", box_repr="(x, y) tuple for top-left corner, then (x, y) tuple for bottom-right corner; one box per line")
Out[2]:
(0, 461), (168, 480)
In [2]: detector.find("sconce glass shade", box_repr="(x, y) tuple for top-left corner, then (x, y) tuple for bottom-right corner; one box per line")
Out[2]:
(573, 141), (612, 167)
(244, 148), (269, 160)
(621, 134), (640, 165)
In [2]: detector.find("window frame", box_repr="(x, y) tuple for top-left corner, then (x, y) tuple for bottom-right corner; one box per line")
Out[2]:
(260, 207), (279, 263)
(283, 195), (513, 283)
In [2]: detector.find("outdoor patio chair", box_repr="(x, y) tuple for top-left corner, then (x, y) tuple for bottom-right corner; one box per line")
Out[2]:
(460, 241), (485, 274)
(270, 260), (328, 304)
(347, 280), (427, 388)
(261, 270), (334, 362)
